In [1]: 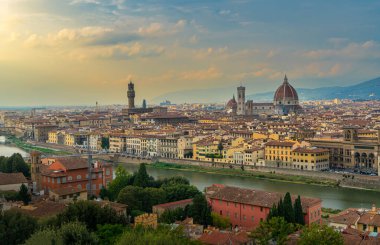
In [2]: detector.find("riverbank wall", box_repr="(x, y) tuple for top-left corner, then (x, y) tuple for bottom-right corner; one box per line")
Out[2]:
(89, 154), (380, 191)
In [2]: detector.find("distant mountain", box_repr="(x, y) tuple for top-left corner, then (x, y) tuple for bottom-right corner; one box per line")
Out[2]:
(247, 77), (380, 101)
(152, 77), (380, 104)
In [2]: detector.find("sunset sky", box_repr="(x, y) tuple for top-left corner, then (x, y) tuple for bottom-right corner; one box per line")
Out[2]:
(0, 0), (380, 106)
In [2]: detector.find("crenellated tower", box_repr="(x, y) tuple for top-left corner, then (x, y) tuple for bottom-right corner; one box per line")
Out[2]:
(127, 81), (135, 109)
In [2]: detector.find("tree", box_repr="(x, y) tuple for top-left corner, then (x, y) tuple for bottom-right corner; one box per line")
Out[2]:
(267, 203), (278, 220)
(101, 137), (110, 150)
(217, 141), (224, 156)
(96, 224), (125, 245)
(116, 225), (199, 245)
(56, 201), (127, 231)
(250, 217), (295, 245)
(159, 207), (188, 224)
(0, 209), (38, 245)
(25, 221), (98, 245)
(117, 185), (144, 212)
(162, 184), (200, 202)
(211, 212), (231, 229)
(19, 183), (31, 205)
(283, 192), (295, 223)
(277, 198), (284, 217)
(188, 194), (212, 227)
(108, 166), (133, 200)
(294, 195), (305, 225)
(133, 163), (150, 188)
(0, 153), (30, 177)
(299, 224), (344, 245)
(141, 187), (167, 212)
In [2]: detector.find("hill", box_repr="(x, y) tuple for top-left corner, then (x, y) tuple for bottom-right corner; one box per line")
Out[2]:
(152, 77), (380, 104)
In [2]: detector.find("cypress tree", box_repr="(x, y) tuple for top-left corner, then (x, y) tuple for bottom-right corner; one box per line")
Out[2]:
(268, 203), (278, 220)
(283, 192), (295, 223)
(294, 195), (305, 225)
(133, 163), (150, 188)
(277, 198), (284, 217)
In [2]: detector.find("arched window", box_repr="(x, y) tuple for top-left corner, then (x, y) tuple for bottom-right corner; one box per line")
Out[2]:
(68, 176), (72, 181)
(77, 175), (82, 180)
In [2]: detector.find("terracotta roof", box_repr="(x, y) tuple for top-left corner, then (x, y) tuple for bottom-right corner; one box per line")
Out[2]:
(265, 141), (295, 147)
(293, 147), (329, 154)
(328, 209), (360, 226)
(206, 185), (321, 211)
(0, 173), (27, 185)
(50, 186), (86, 196)
(358, 213), (380, 227)
(153, 198), (193, 209)
(198, 231), (251, 245)
(17, 200), (66, 218)
(54, 157), (89, 170)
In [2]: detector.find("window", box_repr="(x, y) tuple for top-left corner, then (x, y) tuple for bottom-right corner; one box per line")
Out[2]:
(260, 207), (263, 212)
(77, 184), (82, 189)
(48, 177), (50, 183)
(251, 216), (254, 221)
(57, 178), (61, 184)
(234, 213), (238, 218)
(220, 210), (223, 215)
(62, 177), (67, 183)
(226, 211), (229, 217)
(235, 203), (237, 208)
(68, 176), (72, 181)
(243, 215), (246, 220)
(77, 175), (82, 180)
(52, 178), (54, 184)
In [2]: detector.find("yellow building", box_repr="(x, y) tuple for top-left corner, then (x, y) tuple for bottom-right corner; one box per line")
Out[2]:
(265, 141), (296, 167)
(292, 147), (330, 171)
(64, 133), (75, 146)
(47, 131), (58, 144)
(193, 138), (220, 160)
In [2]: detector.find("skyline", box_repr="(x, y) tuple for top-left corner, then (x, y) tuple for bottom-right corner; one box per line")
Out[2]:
(1, 0), (380, 106)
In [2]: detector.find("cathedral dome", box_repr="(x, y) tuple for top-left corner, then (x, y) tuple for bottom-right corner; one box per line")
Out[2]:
(274, 75), (299, 103)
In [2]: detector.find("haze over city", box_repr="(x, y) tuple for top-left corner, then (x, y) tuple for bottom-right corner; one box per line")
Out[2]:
(1, 0), (380, 106)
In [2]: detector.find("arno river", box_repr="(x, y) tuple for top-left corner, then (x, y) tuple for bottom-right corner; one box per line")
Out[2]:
(121, 163), (380, 210)
(0, 137), (379, 210)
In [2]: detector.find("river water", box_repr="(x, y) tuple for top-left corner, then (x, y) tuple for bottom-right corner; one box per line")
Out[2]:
(0, 136), (29, 157)
(0, 137), (378, 210)
(121, 163), (380, 210)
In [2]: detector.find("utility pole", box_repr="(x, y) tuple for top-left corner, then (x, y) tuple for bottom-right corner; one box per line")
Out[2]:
(87, 134), (92, 199)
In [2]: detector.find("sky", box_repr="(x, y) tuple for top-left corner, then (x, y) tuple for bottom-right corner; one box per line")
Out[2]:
(0, 0), (380, 106)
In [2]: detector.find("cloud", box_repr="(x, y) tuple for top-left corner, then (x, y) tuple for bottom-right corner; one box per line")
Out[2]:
(180, 67), (222, 80)
(303, 40), (380, 59)
(24, 26), (113, 47)
(66, 42), (165, 60)
(137, 19), (186, 37)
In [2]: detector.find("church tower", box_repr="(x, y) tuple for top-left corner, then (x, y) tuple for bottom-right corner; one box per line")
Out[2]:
(237, 86), (246, 115)
(30, 151), (42, 193)
(127, 81), (135, 109)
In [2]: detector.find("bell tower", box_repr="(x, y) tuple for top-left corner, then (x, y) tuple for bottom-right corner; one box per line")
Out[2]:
(237, 85), (246, 115)
(30, 151), (42, 193)
(127, 81), (135, 109)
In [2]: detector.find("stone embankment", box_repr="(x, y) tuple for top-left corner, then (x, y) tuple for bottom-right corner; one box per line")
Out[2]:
(87, 154), (380, 191)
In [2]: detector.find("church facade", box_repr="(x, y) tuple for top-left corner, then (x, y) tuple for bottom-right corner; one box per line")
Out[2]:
(226, 75), (301, 116)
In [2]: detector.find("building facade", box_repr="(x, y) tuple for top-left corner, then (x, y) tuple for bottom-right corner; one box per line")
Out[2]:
(206, 184), (322, 229)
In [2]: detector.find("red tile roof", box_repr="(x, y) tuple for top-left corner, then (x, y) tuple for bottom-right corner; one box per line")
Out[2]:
(0, 173), (27, 185)
(206, 185), (321, 211)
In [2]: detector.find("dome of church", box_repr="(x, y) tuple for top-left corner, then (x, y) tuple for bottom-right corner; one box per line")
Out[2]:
(274, 75), (299, 103)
